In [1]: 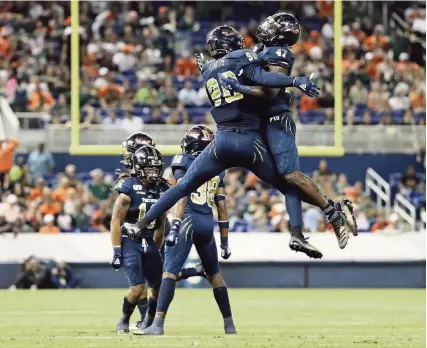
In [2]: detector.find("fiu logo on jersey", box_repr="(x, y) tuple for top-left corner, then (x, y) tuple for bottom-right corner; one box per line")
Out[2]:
(270, 116), (280, 122)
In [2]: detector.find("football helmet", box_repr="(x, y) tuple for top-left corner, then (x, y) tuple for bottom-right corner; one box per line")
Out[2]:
(133, 145), (165, 186)
(207, 25), (246, 59)
(256, 13), (300, 47)
(121, 132), (155, 170)
(181, 125), (214, 156)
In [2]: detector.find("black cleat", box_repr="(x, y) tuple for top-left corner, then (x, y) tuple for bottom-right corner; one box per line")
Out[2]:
(329, 212), (350, 249)
(289, 236), (323, 259)
(342, 199), (358, 236)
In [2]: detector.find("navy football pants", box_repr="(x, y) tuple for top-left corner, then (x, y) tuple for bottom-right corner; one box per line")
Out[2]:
(142, 129), (303, 229)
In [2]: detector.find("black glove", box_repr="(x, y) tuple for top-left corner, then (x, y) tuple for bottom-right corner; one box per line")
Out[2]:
(220, 236), (231, 260)
(195, 52), (207, 72)
(165, 218), (181, 247)
(292, 74), (321, 98)
(110, 246), (122, 270)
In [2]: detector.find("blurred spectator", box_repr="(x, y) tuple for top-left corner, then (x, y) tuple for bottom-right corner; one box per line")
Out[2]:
(112, 45), (137, 72)
(120, 110), (144, 134)
(0, 194), (21, 224)
(88, 169), (111, 201)
(145, 108), (166, 124)
(399, 166), (420, 195)
(303, 206), (323, 233)
(64, 164), (79, 188)
(0, 138), (19, 187)
(13, 217), (34, 235)
(313, 159), (334, 178)
(178, 80), (198, 105)
(27, 143), (54, 180)
(175, 52), (198, 77)
(389, 85), (410, 110)
(371, 212), (391, 232)
(38, 192), (61, 216)
(134, 81), (159, 105)
(39, 214), (61, 234)
(52, 177), (70, 202)
(349, 79), (368, 106)
(0, 215), (12, 234)
(73, 203), (90, 231)
(28, 80), (56, 112)
(50, 261), (80, 289)
(9, 257), (50, 290)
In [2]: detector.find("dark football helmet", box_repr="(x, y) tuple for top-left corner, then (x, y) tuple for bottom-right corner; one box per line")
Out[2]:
(206, 25), (246, 59)
(121, 132), (155, 170)
(181, 125), (214, 155)
(256, 13), (300, 47)
(133, 145), (165, 186)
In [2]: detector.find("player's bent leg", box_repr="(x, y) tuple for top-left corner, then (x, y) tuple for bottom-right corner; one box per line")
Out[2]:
(208, 273), (237, 335)
(138, 231), (194, 336)
(136, 144), (226, 229)
(284, 172), (350, 248)
(177, 263), (207, 281)
(117, 283), (145, 334)
(118, 239), (145, 334)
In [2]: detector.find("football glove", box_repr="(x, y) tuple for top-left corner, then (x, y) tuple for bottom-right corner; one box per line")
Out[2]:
(195, 52), (207, 72)
(219, 74), (240, 91)
(165, 218), (181, 247)
(292, 73), (320, 98)
(123, 222), (141, 240)
(220, 236), (231, 260)
(253, 43), (265, 54)
(110, 246), (122, 270)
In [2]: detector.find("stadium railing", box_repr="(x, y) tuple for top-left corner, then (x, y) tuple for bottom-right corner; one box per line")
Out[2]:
(394, 193), (417, 231)
(365, 168), (391, 217)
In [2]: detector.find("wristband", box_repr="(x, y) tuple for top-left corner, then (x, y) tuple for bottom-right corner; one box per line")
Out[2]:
(220, 236), (228, 246)
(218, 220), (229, 229)
(214, 195), (226, 203)
(113, 246), (122, 255)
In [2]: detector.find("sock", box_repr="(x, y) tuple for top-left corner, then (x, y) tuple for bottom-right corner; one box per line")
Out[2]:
(146, 296), (158, 320)
(213, 286), (232, 319)
(290, 225), (304, 239)
(122, 297), (137, 321)
(180, 267), (198, 279)
(137, 297), (148, 321)
(322, 201), (338, 222)
(156, 278), (176, 314)
(285, 189), (303, 232)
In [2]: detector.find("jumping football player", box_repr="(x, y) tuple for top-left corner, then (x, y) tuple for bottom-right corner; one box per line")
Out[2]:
(137, 125), (236, 335)
(126, 25), (349, 257)
(219, 13), (358, 238)
(113, 134), (205, 331)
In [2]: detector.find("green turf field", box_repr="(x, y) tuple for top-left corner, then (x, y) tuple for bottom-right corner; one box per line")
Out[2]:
(0, 289), (424, 348)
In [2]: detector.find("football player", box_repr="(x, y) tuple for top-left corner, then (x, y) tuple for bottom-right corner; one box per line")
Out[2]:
(219, 13), (358, 239)
(137, 125), (236, 335)
(126, 25), (349, 257)
(114, 133), (205, 330)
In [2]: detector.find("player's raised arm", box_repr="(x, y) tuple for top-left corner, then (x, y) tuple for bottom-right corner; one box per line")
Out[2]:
(215, 185), (231, 260)
(110, 193), (131, 270)
(220, 65), (320, 98)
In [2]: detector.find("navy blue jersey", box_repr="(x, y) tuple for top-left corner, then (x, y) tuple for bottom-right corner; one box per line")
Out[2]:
(170, 153), (225, 215)
(201, 49), (263, 130)
(115, 176), (170, 238)
(258, 46), (295, 117)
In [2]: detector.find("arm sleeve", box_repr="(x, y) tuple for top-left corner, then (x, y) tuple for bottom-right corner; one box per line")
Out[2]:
(243, 64), (294, 88)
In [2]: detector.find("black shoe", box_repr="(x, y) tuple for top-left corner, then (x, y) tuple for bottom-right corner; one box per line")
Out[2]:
(289, 236), (323, 259)
(329, 212), (350, 249)
(342, 199), (358, 236)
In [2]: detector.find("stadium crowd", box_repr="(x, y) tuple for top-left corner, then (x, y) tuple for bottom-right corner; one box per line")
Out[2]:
(2, 140), (420, 235)
(0, 1), (425, 127)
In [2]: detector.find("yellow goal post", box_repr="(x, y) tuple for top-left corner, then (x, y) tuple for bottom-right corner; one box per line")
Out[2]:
(69, 0), (343, 157)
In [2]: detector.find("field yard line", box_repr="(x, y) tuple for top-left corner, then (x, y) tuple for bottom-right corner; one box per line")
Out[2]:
(1, 310), (102, 315)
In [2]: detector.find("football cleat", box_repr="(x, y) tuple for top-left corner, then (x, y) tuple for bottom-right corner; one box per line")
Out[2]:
(329, 212), (350, 249)
(342, 199), (358, 236)
(135, 325), (164, 336)
(116, 318), (130, 335)
(224, 317), (237, 334)
(289, 236), (323, 259)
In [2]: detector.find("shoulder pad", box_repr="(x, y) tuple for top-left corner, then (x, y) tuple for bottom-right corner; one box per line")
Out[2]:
(226, 49), (259, 62)
(171, 154), (193, 171)
(258, 46), (295, 65)
(115, 176), (134, 194)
